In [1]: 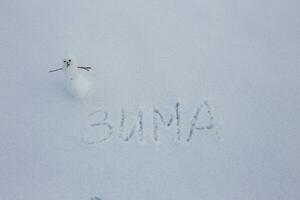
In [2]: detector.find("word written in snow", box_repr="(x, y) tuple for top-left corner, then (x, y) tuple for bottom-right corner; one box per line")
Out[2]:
(81, 101), (217, 144)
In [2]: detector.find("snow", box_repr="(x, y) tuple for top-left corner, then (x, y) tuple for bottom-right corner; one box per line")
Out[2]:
(0, 0), (299, 200)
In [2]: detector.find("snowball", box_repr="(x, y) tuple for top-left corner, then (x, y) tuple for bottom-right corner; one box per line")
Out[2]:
(66, 73), (91, 98)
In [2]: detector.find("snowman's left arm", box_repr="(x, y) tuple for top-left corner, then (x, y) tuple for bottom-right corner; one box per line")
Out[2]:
(77, 66), (92, 71)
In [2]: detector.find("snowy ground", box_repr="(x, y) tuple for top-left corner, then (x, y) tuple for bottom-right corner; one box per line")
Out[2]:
(0, 0), (299, 200)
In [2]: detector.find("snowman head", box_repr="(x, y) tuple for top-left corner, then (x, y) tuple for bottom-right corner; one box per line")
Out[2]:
(63, 55), (76, 69)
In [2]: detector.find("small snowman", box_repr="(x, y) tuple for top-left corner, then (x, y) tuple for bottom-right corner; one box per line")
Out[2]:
(49, 56), (92, 98)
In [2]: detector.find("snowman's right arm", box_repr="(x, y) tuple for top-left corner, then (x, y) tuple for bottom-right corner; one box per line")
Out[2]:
(48, 67), (63, 73)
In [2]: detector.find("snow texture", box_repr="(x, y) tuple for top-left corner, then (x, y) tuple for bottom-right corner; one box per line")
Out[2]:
(0, 0), (299, 200)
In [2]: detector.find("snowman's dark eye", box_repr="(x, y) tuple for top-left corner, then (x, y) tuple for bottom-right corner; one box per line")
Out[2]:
(69, 59), (71, 62)
(63, 60), (66, 63)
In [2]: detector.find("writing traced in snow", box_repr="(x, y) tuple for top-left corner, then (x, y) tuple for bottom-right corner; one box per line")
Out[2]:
(153, 102), (181, 142)
(89, 197), (102, 200)
(81, 101), (218, 144)
(119, 109), (144, 142)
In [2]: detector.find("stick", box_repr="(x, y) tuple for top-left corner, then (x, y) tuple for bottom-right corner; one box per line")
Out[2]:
(49, 67), (63, 73)
(77, 66), (92, 71)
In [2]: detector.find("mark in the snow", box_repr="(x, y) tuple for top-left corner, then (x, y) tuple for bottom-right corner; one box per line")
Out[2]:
(81, 110), (113, 144)
(82, 101), (218, 144)
(89, 196), (102, 200)
(187, 101), (215, 142)
(153, 102), (181, 142)
(119, 110), (144, 142)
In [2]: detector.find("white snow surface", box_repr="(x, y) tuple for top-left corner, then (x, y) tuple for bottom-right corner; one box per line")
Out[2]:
(0, 0), (299, 200)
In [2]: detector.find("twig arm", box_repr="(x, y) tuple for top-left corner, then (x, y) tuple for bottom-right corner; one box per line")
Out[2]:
(77, 66), (92, 71)
(49, 67), (63, 73)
